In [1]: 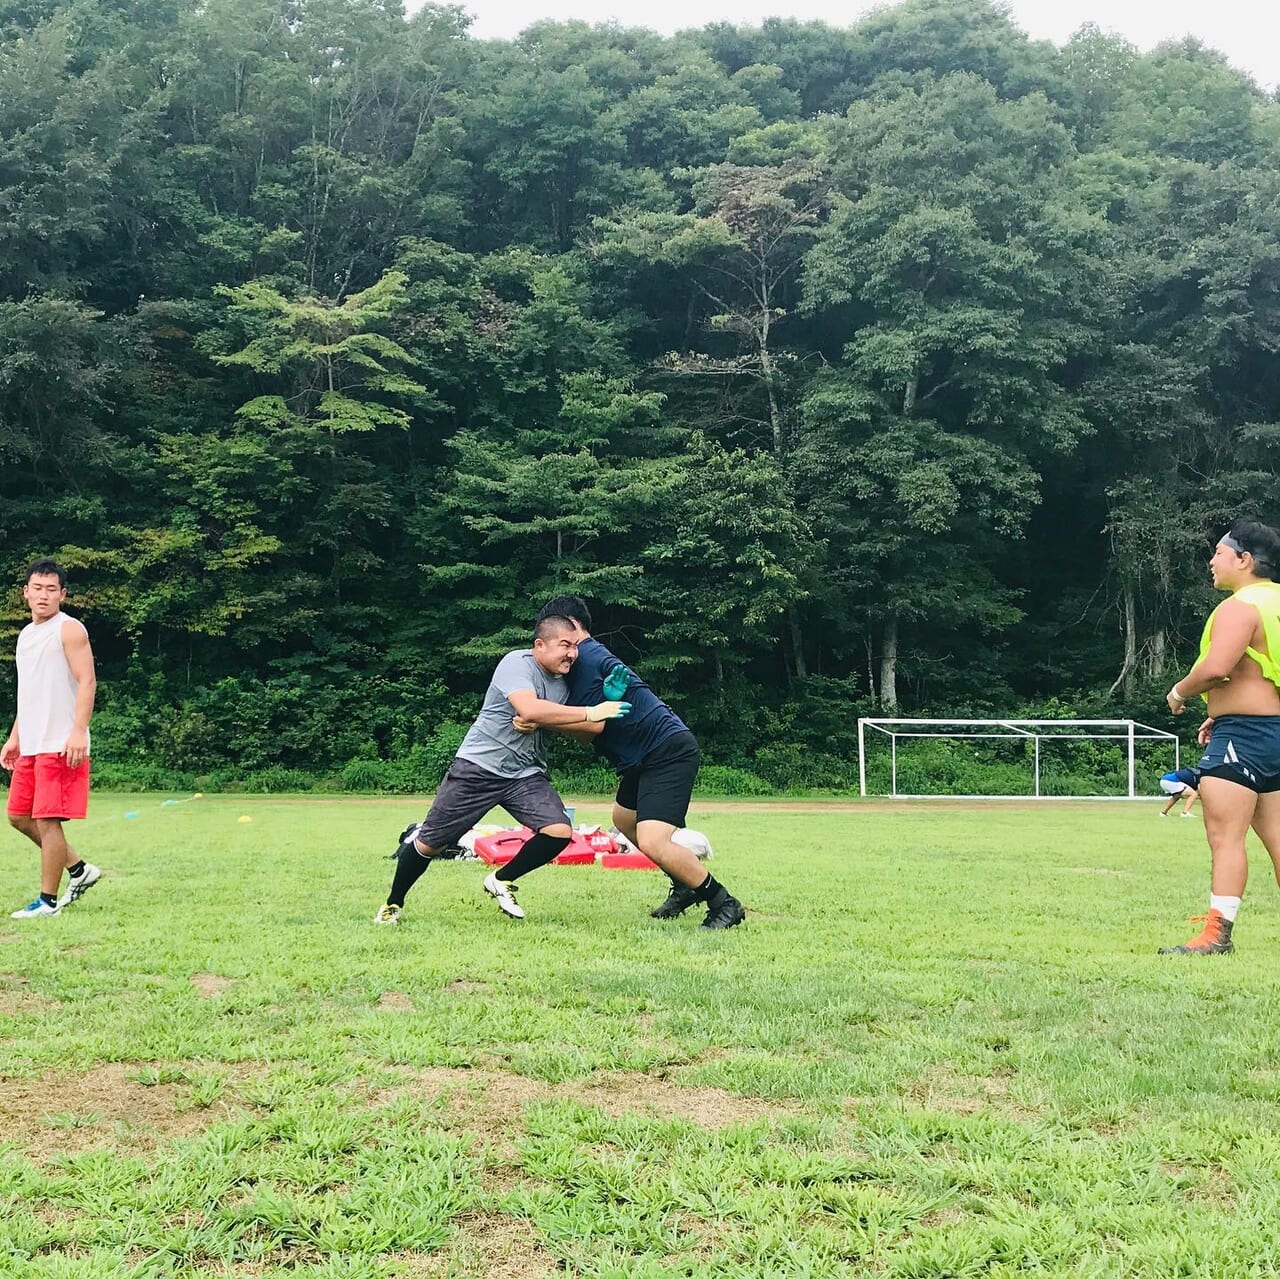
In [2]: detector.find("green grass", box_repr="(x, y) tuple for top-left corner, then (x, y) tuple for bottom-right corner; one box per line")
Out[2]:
(3, 793), (1280, 1277)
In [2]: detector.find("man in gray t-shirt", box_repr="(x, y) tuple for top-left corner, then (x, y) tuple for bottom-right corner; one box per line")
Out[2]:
(374, 614), (631, 925)
(454, 649), (567, 778)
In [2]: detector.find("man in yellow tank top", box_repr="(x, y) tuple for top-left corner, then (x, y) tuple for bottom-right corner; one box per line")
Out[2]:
(1161, 519), (1280, 954)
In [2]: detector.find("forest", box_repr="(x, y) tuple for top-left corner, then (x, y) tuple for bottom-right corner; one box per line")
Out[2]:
(1, 0), (1277, 791)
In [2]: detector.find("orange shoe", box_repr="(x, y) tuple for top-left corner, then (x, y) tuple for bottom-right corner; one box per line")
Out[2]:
(1158, 909), (1234, 955)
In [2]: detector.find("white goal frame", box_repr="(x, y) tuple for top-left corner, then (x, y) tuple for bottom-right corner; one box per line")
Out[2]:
(857, 718), (1181, 799)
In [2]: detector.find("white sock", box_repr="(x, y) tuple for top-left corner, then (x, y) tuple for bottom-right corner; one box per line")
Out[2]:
(1210, 894), (1241, 922)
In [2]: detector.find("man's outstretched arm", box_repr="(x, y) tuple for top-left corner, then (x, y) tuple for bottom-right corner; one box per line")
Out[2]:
(506, 688), (630, 726)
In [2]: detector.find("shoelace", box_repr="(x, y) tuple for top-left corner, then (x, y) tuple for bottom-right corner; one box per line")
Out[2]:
(1181, 912), (1225, 946)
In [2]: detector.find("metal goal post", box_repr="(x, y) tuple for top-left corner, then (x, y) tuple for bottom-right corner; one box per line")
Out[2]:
(857, 718), (1181, 799)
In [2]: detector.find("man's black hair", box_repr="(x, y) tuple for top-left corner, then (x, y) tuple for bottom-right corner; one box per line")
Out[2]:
(25, 558), (66, 588)
(533, 614), (576, 642)
(1227, 519), (1280, 580)
(536, 595), (592, 633)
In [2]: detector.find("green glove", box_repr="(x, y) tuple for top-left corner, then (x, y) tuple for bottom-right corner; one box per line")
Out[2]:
(602, 663), (634, 700)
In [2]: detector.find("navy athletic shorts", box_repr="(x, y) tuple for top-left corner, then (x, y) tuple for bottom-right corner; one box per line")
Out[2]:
(615, 730), (701, 827)
(1197, 714), (1280, 794)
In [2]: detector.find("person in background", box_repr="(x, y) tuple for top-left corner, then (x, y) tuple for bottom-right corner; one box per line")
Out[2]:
(373, 615), (629, 925)
(3, 559), (101, 919)
(1158, 766), (1200, 818)
(1161, 519), (1280, 955)
(532, 595), (746, 931)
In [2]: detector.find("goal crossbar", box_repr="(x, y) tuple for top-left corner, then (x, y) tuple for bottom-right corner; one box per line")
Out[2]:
(857, 718), (1180, 799)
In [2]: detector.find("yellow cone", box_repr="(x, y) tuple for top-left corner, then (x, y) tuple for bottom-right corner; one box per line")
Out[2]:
(237, 815), (252, 824)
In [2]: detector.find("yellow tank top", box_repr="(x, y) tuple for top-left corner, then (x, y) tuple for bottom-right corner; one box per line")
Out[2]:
(1196, 581), (1280, 698)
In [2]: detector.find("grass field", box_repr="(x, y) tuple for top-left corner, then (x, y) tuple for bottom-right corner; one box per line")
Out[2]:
(3, 793), (1280, 1278)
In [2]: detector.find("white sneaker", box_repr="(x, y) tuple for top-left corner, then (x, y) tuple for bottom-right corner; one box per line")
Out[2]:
(11, 897), (60, 919)
(1181, 812), (1195, 818)
(373, 903), (402, 925)
(483, 872), (525, 919)
(57, 863), (101, 908)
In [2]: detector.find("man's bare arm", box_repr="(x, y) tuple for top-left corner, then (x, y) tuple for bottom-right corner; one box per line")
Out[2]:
(507, 689), (629, 725)
(1168, 599), (1254, 712)
(62, 620), (96, 767)
(0, 716), (19, 771)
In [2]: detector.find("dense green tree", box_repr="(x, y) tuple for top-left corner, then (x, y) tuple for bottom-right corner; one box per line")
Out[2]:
(1, 0), (1277, 784)
(800, 72), (1106, 706)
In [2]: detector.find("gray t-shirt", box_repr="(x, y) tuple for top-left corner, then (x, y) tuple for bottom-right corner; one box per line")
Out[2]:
(455, 650), (568, 778)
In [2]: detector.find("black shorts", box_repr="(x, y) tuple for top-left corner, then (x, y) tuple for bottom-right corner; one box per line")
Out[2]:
(614, 731), (701, 827)
(418, 759), (571, 847)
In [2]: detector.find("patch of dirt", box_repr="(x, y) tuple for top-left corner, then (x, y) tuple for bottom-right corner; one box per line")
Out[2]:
(392, 1216), (559, 1277)
(377, 991), (415, 1012)
(0, 1064), (236, 1160)
(0, 990), (45, 1014)
(480, 1158), (536, 1198)
(410, 1065), (785, 1137)
(921, 1205), (968, 1227)
(688, 798), (1138, 813)
(1161, 1161), (1237, 1207)
(189, 973), (236, 998)
(904, 1066), (1040, 1122)
(443, 980), (488, 995)
(0, 973), (46, 1014)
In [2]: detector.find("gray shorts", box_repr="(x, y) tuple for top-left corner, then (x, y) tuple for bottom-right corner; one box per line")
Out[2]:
(418, 758), (571, 847)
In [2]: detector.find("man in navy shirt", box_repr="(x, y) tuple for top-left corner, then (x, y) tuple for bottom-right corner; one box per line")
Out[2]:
(532, 595), (745, 930)
(1158, 766), (1200, 818)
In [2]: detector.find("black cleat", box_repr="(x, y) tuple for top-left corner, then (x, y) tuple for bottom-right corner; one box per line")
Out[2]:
(651, 882), (699, 919)
(700, 890), (746, 930)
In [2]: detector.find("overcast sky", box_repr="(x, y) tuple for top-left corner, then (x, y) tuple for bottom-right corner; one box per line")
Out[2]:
(435, 0), (1278, 91)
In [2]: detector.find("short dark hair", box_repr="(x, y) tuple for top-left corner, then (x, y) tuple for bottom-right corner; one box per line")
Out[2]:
(537, 595), (592, 633)
(534, 614), (575, 642)
(1227, 519), (1280, 580)
(25, 558), (66, 588)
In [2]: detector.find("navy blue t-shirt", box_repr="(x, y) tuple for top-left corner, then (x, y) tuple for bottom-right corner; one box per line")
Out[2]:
(565, 637), (688, 772)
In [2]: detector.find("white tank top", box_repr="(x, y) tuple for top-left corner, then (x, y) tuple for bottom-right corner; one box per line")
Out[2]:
(16, 613), (90, 756)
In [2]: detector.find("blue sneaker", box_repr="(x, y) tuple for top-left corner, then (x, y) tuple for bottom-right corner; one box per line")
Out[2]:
(11, 897), (61, 919)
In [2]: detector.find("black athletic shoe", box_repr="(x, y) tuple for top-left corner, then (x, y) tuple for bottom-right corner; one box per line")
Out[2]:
(651, 882), (698, 919)
(701, 890), (746, 930)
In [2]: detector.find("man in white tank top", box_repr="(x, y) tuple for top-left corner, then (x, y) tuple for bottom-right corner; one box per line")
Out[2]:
(3, 559), (101, 918)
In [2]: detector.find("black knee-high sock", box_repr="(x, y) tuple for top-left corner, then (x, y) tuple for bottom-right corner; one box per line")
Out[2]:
(388, 846), (433, 906)
(500, 832), (571, 882)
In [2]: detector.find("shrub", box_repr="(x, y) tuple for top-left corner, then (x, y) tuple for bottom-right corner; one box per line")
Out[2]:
(240, 767), (317, 794)
(90, 761), (199, 792)
(340, 758), (388, 792)
(554, 763), (618, 795)
(694, 765), (773, 797)
(753, 743), (856, 792)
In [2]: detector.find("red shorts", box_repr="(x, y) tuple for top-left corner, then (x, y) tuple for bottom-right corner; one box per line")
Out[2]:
(6, 753), (91, 821)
